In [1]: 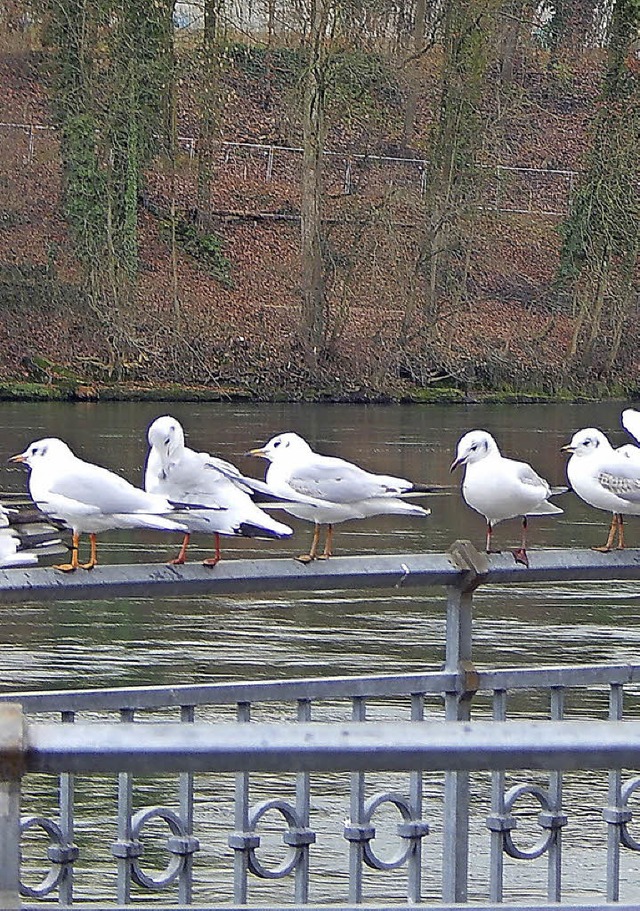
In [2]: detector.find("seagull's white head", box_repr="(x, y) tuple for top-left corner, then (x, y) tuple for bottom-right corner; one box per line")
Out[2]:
(450, 430), (499, 471)
(562, 428), (611, 458)
(147, 416), (185, 461)
(248, 432), (313, 463)
(10, 438), (74, 469)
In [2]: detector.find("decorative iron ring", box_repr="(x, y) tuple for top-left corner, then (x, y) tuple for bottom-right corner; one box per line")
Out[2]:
(20, 815), (76, 898)
(128, 805), (198, 890)
(619, 776), (640, 851)
(246, 798), (314, 879)
(360, 791), (427, 872)
(500, 784), (565, 860)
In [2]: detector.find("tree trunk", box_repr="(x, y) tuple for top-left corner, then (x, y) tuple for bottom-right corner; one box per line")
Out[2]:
(197, 0), (225, 222)
(402, 0), (426, 147)
(300, 0), (328, 369)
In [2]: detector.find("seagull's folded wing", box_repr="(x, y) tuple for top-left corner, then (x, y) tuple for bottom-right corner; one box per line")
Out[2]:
(50, 464), (164, 514)
(291, 456), (411, 504)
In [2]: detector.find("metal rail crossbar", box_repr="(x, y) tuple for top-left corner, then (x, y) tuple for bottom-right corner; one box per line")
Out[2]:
(2, 543), (640, 908)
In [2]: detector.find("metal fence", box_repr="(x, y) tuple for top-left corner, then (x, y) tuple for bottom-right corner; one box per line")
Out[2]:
(1, 542), (640, 908)
(0, 121), (577, 217)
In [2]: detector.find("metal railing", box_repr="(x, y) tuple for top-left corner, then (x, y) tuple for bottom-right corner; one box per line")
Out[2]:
(1, 541), (640, 908)
(0, 121), (576, 216)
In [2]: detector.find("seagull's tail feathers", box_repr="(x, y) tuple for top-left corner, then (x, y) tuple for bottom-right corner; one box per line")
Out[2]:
(527, 501), (564, 516)
(549, 485), (569, 496)
(359, 498), (431, 519)
(114, 514), (188, 533)
(406, 483), (450, 495)
(236, 519), (294, 540)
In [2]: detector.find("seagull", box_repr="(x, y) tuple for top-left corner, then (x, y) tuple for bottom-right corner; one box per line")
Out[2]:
(622, 409), (640, 448)
(247, 432), (432, 563)
(145, 415), (293, 565)
(562, 427), (640, 551)
(0, 503), (63, 568)
(10, 438), (188, 572)
(451, 430), (565, 566)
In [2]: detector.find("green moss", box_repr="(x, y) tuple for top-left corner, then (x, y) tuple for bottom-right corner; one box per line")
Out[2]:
(0, 382), (70, 401)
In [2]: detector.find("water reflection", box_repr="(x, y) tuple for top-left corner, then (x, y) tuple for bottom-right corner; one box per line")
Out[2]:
(3, 400), (640, 903)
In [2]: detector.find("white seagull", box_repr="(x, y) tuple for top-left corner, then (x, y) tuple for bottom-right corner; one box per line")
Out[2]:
(451, 430), (565, 566)
(0, 503), (63, 568)
(247, 432), (432, 563)
(145, 415), (293, 565)
(622, 408), (640, 450)
(11, 438), (188, 572)
(562, 427), (640, 551)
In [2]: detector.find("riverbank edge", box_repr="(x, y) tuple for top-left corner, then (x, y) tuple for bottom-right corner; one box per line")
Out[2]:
(0, 380), (622, 405)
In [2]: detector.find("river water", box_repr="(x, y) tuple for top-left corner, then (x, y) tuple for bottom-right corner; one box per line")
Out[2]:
(3, 400), (640, 904)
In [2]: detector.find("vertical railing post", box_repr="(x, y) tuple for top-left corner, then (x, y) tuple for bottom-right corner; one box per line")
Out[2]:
(0, 704), (25, 910)
(59, 710), (77, 906)
(346, 695), (368, 904)
(230, 701), (252, 904)
(605, 683), (625, 902)
(489, 688), (507, 902)
(179, 704), (195, 905)
(295, 698), (313, 903)
(443, 541), (487, 904)
(547, 687), (566, 902)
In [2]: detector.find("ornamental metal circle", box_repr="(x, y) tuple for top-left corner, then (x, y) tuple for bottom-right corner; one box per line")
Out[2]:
(20, 815), (69, 898)
(501, 784), (556, 860)
(247, 798), (312, 879)
(129, 805), (195, 889)
(620, 776), (640, 851)
(362, 792), (420, 871)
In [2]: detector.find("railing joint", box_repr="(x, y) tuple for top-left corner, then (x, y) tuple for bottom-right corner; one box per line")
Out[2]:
(344, 822), (376, 842)
(448, 539), (489, 592)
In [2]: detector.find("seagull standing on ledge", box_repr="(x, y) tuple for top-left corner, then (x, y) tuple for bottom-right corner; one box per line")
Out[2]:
(145, 415), (293, 566)
(451, 429), (565, 566)
(562, 427), (640, 551)
(247, 432), (431, 563)
(11, 438), (187, 572)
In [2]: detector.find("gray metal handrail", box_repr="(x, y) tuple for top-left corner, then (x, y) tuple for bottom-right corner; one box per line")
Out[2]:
(1, 545), (640, 604)
(23, 718), (640, 775)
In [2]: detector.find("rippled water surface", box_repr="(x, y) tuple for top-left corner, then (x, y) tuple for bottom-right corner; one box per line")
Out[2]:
(3, 400), (640, 903)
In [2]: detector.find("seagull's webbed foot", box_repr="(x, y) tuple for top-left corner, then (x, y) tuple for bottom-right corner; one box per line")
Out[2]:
(202, 533), (221, 568)
(486, 548), (502, 555)
(55, 532), (80, 572)
(512, 547), (529, 567)
(593, 515), (620, 553)
(79, 533), (97, 570)
(317, 525), (334, 560)
(296, 525), (321, 565)
(168, 533), (190, 566)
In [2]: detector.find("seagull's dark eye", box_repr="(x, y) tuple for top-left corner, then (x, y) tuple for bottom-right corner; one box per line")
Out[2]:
(164, 437), (171, 446)
(273, 440), (281, 448)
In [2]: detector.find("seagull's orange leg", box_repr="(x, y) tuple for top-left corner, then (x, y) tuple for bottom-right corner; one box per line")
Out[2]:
(318, 524), (334, 559)
(297, 524), (321, 563)
(203, 532), (221, 567)
(55, 532), (81, 572)
(593, 514), (619, 552)
(80, 533), (98, 570)
(169, 533), (191, 565)
(512, 516), (529, 567)
(485, 522), (501, 554)
(617, 514), (625, 549)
